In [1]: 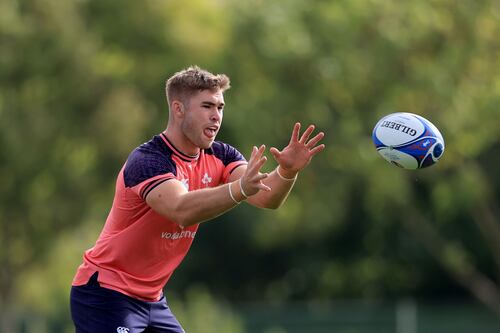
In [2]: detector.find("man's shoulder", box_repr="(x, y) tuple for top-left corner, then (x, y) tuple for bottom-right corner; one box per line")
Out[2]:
(123, 135), (176, 187)
(205, 141), (246, 165)
(127, 135), (172, 166)
(132, 135), (170, 157)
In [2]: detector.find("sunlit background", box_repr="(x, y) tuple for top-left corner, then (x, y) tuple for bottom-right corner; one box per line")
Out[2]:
(1, 0), (500, 332)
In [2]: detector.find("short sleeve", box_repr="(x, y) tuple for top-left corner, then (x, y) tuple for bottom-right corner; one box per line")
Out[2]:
(210, 142), (248, 183)
(124, 148), (177, 200)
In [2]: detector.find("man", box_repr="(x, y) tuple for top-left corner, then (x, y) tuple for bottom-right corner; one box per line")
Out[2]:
(70, 66), (325, 332)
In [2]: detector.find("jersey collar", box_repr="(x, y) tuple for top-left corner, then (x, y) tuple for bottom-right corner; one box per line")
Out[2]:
(160, 132), (200, 162)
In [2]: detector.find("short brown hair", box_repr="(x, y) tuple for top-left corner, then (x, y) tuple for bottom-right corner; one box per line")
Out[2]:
(165, 66), (231, 106)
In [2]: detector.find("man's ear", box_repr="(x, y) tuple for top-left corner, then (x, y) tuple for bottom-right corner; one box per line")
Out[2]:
(171, 101), (185, 118)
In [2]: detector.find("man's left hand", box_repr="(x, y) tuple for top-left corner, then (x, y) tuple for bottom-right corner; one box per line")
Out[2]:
(269, 122), (325, 177)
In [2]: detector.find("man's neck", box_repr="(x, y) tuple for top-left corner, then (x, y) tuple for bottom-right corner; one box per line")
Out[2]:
(163, 127), (200, 157)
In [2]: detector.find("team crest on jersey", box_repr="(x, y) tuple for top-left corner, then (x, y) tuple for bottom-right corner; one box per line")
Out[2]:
(201, 173), (212, 186)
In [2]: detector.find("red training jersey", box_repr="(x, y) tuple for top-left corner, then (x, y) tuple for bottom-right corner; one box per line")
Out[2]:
(72, 133), (247, 301)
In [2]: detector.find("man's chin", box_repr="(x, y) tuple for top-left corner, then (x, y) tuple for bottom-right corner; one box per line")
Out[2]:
(201, 139), (215, 149)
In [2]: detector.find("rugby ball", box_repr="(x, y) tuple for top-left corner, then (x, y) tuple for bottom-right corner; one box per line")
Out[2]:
(372, 112), (445, 169)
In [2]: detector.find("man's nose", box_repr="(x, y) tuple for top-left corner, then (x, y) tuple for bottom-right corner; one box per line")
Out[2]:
(211, 110), (221, 121)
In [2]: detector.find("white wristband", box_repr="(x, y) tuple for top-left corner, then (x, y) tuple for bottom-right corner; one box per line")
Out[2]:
(239, 178), (249, 198)
(228, 183), (240, 204)
(276, 166), (297, 181)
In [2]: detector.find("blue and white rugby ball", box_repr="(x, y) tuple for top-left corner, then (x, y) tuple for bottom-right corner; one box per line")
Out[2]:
(372, 112), (445, 169)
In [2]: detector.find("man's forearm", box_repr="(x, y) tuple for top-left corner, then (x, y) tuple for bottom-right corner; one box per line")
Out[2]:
(154, 181), (246, 227)
(181, 180), (248, 226)
(248, 167), (297, 209)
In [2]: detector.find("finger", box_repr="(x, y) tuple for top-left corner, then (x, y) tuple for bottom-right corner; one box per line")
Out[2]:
(247, 146), (258, 166)
(250, 146), (258, 159)
(256, 156), (268, 170)
(299, 125), (315, 144)
(269, 147), (281, 160)
(257, 183), (272, 192)
(309, 144), (326, 157)
(256, 144), (266, 159)
(306, 132), (325, 149)
(251, 146), (267, 170)
(250, 145), (265, 163)
(290, 122), (301, 143)
(254, 172), (269, 182)
(248, 155), (267, 175)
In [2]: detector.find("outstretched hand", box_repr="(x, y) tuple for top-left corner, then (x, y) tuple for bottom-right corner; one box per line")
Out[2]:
(270, 123), (325, 175)
(240, 144), (271, 197)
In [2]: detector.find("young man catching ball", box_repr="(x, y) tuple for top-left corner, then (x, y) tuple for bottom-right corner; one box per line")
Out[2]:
(70, 66), (325, 332)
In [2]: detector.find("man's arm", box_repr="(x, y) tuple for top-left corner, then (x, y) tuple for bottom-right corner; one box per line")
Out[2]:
(228, 165), (296, 209)
(145, 145), (270, 227)
(229, 123), (325, 209)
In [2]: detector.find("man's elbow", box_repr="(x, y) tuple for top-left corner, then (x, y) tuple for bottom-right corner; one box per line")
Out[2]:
(249, 197), (285, 210)
(150, 201), (195, 227)
(260, 201), (283, 210)
(268, 202), (283, 210)
(168, 210), (197, 227)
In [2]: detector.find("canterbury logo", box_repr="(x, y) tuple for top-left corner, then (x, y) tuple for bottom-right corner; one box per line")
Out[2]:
(117, 327), (130, 333)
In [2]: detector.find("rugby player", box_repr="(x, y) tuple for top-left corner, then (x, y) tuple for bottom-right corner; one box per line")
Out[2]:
(70, 66), (325, 332)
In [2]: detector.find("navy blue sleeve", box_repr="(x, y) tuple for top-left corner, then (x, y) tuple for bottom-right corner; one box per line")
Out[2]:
(123, 148), (177, 188)
(210, 141), (247, 166)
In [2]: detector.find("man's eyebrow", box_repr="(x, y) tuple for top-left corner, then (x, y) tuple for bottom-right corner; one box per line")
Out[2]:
(201, 101), (225, 107)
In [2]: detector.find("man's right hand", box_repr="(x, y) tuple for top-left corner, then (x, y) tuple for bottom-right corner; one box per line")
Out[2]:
(239, 145), (271, 197)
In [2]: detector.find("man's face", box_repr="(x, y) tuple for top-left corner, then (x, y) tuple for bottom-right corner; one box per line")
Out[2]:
(181, 89), (224, 150)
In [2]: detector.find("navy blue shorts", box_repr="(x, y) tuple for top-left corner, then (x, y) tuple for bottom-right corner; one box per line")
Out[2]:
(70, 272), (184, 333)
